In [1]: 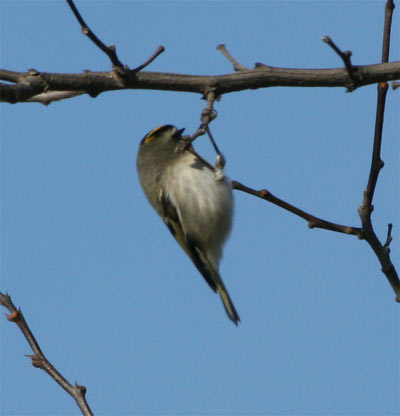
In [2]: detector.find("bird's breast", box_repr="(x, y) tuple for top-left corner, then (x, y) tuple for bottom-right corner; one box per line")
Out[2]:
(164, 152), (233, 249)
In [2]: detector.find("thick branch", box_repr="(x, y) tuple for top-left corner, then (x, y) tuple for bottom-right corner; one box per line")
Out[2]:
(0, 292), (94, 416)
(1, 61), (399, 104)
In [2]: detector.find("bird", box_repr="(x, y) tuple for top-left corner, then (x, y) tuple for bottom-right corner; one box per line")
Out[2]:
(136, 124), (240, 324)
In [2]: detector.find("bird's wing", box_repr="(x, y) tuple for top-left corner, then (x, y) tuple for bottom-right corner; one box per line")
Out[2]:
(159, 192), (240, 325)
(159, 191), (217, 292)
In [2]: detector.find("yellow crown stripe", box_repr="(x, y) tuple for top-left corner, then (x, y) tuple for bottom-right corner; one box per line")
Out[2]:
(144, 125), (171, 143)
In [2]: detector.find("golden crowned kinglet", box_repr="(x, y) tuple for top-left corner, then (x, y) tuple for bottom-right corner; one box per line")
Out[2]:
(136, 125), (239, 325)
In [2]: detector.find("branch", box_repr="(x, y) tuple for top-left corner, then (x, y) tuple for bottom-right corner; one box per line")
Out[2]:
(1, 62), (399, 104)
(231, 1), (400, 301)
(232, 181), (363, 237)
(358, 0), (400, 301)
(0, 292), (94, 416)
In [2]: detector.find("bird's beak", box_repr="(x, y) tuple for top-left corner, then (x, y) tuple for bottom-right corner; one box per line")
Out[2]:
(178, 128), (185, 135)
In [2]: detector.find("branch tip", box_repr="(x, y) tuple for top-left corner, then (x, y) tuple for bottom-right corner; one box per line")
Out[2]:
(216, 44), (249, 72)
(131, 45), (165, 72)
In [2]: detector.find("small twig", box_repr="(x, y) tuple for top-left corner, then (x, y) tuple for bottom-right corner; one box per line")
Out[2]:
(232, 180), (363, 237)
(177, 91), (224, 170)
(200, 90), (223, 156)
(322, 36), (358, 91)
(361, 0), (395, 208)
(200, 90), (218, 127)
(362, 81), (388, 208)
(176, 128), (206, 155)
(381, 0), (395, 63)
(0, 292), (94, 416)
(205, 126), (222, 157)
(188, 128), (206, 143)
(131, 45), (165, 72)
(66, 0), (125, 69)
(217, 44), (249, 72)
(179, 89), (218, 150)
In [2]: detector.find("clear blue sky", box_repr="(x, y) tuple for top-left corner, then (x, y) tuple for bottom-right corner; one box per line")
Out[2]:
(1, 1), (399, 415)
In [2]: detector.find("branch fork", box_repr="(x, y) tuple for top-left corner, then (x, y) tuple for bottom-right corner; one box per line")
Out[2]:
(322, 36), (359, 91)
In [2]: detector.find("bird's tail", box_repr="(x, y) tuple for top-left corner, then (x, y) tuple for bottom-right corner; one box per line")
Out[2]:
(216, 281), (240, 325)
(185, 239), (240, 325)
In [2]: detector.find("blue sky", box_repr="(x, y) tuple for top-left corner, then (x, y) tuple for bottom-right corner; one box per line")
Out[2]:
(1, 1), (399, 415)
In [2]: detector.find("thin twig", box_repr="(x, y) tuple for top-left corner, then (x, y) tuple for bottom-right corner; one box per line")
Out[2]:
(200, 90), (218, 127)
(358, 0), (400, 301)
(232, 181), (363, 237)
(362, 81), (388, 207)
(381, 0), (395, 63)
(0, 292), (94, 416)
(217, 44), (249, 72)
(180, 89), (218, 149)
(131, 46), (165, 72)
(205, 126), (222, 157)
(200, 90), (223, 156)
(361, 0), (395, 207)
(66, 0), (125, 69)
